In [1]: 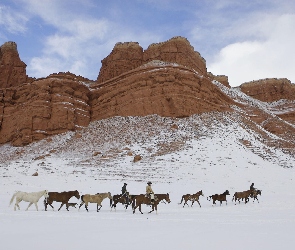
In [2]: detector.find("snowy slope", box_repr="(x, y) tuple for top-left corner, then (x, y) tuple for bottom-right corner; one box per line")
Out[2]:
(0, 84), (295, 250)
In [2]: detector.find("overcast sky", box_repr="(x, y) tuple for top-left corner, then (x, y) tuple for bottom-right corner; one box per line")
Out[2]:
(1, 0), (294, 87)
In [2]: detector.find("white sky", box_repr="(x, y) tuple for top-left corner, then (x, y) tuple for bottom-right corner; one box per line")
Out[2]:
(0, 0), (295, 86)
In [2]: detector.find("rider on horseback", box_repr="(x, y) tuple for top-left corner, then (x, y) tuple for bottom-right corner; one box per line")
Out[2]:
(146, 181), (155, 204)
(121, 183), (129, 205)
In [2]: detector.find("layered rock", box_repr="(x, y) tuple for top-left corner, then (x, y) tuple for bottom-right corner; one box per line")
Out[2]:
(240, 78), (295, 102)
(91, 61), (233, 120)
(143, 36), (207, 75)
(0, 77), (90, 146)
(97, 37), (207, 83)
(240, 78), (295, 125)
(0, 41), (28, 88)
(97, 42), (143, 83)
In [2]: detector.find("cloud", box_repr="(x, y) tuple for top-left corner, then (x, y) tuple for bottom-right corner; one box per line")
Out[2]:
(0, 5), (28, 34)
(207, 13), (295, 86)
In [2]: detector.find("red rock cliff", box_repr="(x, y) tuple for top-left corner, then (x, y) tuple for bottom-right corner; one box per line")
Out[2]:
(0, 41), (28, 88)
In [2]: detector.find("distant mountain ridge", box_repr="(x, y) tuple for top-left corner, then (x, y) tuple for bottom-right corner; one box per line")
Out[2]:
(0, 37), (294, 150)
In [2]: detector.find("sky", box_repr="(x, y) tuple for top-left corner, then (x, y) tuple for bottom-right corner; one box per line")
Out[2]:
(0, 0), (295, 86)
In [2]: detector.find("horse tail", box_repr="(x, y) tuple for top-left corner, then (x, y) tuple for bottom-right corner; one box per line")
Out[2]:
(9, 192), (18, 206)
(110, 197), (113, 207)
(207, 196), (212, 201)
(81, 195), (84, 202)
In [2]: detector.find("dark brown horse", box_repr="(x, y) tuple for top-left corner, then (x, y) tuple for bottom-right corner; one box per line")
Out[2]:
(132, 193), (171, 214)
(250, 189), (262, 203)
(44, 190), (80, 211)
(179, 190), (204, 208)
(111, 194), (132, 211)
(232, 190), (252, 204)
(207, 190), (230, 206)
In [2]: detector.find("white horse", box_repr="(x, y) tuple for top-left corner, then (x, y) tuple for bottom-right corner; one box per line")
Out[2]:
(9, 190), (49, 211)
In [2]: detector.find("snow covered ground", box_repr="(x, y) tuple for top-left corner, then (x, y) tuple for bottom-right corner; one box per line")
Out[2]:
(1, 113), (295, 250)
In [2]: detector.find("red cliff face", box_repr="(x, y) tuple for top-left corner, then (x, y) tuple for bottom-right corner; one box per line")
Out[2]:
(0, 76), (91, 146)
(0, 39), (295, 147)
(0, 41), (28, 89)
(97, 36), (207, 83)
(240, 78), (295, 102)
(97, 42), (143, 83)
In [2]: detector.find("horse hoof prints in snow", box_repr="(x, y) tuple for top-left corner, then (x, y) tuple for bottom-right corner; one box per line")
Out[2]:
(9, 190), (49, 211)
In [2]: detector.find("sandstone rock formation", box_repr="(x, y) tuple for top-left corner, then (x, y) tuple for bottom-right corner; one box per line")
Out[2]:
(0, 38), (295, 148)
(0, 76), (90, 146)
(0, 41), (28, 88)
(97, 37), (207, 83)
(240, 78), (295, 126)
(91, 61), (233, 120)
(240, 78), (295, 102)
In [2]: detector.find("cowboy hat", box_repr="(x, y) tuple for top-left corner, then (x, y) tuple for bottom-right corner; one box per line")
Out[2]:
(147, 181), (152, 184)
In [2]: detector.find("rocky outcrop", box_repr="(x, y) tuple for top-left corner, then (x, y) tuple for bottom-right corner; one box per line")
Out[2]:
(240, 78), (295, 102)
(0, 41), (28, 88)
(0, 76), (90, 146)
(91, 61), (234, 120)
(97, 42), (143, 83)
(97, 36), (207, 83)
(208, 72), (230, 88)
(240, 78), (295, 126)
(143, 37), (207, 75)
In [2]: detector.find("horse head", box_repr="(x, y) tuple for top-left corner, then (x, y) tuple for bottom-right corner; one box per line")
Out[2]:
(199, 190), (204, 196)
(107, 192), (112, 199)
(165, 193), (171, 203)
(44, 190), (49, 199)
(224, 190), (230, 195)
(74, 190), (80, 199)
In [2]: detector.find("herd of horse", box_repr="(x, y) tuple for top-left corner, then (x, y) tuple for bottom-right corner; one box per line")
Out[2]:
(9, 188), (262, 214)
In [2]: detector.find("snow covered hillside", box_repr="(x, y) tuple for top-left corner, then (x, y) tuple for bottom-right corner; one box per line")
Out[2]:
(1, 107), (295, 249)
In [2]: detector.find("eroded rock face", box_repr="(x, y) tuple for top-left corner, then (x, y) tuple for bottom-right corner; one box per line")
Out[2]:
(91, 62), (233, 120)
(0, 41), (28, 88)
(97, 42), (143, 83)
(240, 78), (295, 102)
(97, 36), (207, 83)
(143, 36), (207, 75)
(0, 77), (90, 146)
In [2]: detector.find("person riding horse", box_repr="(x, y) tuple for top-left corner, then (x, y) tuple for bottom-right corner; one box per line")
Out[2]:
(146, 181), (155, 204)
(121, 183), (129, 205)
(250, 183), (255, 191)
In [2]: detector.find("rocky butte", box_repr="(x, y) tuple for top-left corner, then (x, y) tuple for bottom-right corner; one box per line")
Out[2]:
(0, 37), (294, 148)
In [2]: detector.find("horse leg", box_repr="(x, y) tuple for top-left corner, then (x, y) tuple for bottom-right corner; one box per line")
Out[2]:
(148, 205), (154, 213)
(26, 202), (33, 211)
(79, 201), (84, 210)
(58, 203), (64, 211)
(139, 204), (143, 214)
(97, 204), (102, 212)
(197, 200), (201, 208)
(34, 202), (38, 211)
(66, 202), (69, 211)
(133, 204), (138, 214)
(14, 199), (21, 211)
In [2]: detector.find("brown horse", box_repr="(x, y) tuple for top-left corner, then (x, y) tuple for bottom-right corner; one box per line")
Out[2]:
(79, 192), (112, 212)
(179, 190), (204, 208)
(132, 193), (171, 214)
(44, 190), (80, 211)
(250, 189), (262, 203)
(232, 190), (252, 204)
(111, 194), (132, 211)
(207, 190), (230, 206)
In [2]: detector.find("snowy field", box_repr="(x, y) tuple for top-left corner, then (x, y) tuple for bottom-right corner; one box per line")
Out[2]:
(1, 128), (295, 250)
